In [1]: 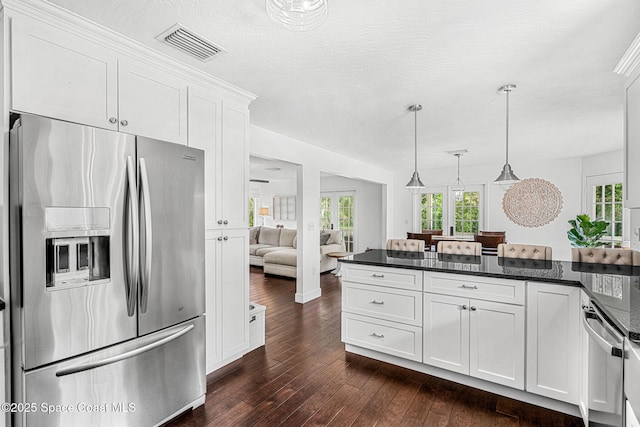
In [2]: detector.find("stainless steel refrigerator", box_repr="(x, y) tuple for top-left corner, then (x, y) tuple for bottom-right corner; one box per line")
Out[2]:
(9, 114), (206, 426)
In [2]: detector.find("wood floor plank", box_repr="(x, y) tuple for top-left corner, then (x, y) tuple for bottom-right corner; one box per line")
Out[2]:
(164, 267), (584, 427)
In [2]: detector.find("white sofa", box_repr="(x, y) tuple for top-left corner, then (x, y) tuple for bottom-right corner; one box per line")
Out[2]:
(249, 226), (343, 278)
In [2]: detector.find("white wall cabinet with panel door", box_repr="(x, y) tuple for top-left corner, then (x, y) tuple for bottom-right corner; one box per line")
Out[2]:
(526, 282), (580, 404)
(217, 99), (250, 229)
(423, 293), (525, 390)
(617, 33), (640, 207)
(187, 86), (222, 230)
(11, 13), (119, 131)
(117, 58), (188, 144)
(11, 13), (188, 145)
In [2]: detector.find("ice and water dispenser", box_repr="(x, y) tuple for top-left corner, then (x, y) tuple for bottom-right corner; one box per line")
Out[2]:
(44, 207), (111, 289)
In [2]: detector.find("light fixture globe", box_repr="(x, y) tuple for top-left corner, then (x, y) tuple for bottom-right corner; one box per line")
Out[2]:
(449, 151), (467, 202)
(405, 171), (425, 194)
(494, 84), (520, 189)
(405, 104), (426, 194)
(266, 0), (328, 31)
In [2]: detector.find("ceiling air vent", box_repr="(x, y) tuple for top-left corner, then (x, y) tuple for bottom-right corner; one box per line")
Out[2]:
(156, 24), (226, 62)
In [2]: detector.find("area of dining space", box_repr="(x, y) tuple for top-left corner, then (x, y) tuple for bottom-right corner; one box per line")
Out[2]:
(406, 230), (509, 256)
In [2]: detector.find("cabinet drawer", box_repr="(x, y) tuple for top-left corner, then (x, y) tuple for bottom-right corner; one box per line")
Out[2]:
(424, 272), (524, 305)
(342, 313), (422, 362)
(343, 283), (422, 326)
(342, 265), (422, 291)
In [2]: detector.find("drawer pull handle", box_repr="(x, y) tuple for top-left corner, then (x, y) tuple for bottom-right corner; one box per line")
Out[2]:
(470, 306), (477, 311)
(250, 315), (256, 323)
(371, 274), (385, 278)
(370, 332), (384, 339)
(460, 284), (478, 289)
(461, 305), (468, 310)
(370, 300), (384, 305)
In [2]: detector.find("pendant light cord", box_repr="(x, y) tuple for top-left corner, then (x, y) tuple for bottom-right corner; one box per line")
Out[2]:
(414, 106), (418, 173)
(457, 155), (460, 182)
(505, 88), (510, 165)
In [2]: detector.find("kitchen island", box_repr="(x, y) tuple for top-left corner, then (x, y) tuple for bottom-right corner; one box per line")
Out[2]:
(339, 249), (640, 422)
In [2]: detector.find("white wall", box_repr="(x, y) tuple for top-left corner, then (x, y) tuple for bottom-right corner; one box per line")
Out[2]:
(393, 152), (622, 261)
(250, 125), (394, 303)
(320, 175), (384, 252)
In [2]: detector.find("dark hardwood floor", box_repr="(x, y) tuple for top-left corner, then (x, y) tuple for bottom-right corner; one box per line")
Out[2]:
(165, 267), (583, 426)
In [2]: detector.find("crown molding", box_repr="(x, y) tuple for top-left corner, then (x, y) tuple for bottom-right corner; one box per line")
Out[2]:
(0, 0), (257, 103)
(614, 31), (640, 77)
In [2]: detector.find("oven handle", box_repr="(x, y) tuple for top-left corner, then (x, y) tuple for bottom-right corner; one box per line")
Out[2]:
(582, 307), (623, 358)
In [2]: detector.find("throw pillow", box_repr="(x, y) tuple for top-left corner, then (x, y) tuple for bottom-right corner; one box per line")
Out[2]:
(320, 232), (331, 246)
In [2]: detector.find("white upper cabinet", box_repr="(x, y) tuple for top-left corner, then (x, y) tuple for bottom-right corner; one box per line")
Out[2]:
(11, 14), (118, 130)
(11, 14), (188, 145)
(617, 32), (640, 207)
(218, 99), (249, 229)
(188, 88), (248, 229)
(625, 70), (640, 207)
(118, 59), (188, 145)
(188, 86), (222, 229)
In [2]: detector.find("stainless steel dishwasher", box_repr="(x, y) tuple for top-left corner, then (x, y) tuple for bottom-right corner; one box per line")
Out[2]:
(582, 303), (624, 426)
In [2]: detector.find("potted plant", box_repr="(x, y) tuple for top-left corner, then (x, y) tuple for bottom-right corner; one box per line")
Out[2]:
(567, 214), (610, 248)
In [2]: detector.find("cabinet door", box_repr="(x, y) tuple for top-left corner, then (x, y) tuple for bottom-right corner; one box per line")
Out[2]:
(11, 14), (118, 130)
(219, 228), (249, 360)
(526, 282), (580, 404)
(423, 293), (469, 374)
(188, 86), (222, 230)
(625, 71), (640, 207)
(628, 401), (640, 427)
(218, 99), (249, 228)
(469, 299), (524, 389)
(118, 59), (188, 144)
(204, 236), (221, 373)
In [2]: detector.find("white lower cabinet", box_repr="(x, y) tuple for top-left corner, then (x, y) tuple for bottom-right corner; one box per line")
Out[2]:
(423, 293), (524, 389)
(628, 400), (640, 427)
(579, 290), (590, 425)
(205, 229), (249, 373)
(526, 282), (580, 404)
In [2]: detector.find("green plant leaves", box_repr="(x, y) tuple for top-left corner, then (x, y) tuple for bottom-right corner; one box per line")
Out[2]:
(567, 214), (610, 248)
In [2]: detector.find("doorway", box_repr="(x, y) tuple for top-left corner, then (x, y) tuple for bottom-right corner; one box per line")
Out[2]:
(320, 191), (356, 252)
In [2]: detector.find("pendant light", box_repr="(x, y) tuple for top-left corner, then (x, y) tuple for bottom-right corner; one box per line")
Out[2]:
(494, 84), (520, 187)
(405, 104), (426, 194)
(449, 150), (467, 202)
(266, 0), (328, 32)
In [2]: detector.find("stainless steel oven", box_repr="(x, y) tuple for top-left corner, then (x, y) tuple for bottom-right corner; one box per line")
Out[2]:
(582, 303), (624, 426)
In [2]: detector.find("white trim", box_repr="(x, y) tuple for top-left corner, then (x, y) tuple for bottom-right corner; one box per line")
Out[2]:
(295, 288), (321, 304)
(615, 32), (640, 77)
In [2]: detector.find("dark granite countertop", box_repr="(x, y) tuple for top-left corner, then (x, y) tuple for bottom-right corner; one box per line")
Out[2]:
(340, 249), (640, 343)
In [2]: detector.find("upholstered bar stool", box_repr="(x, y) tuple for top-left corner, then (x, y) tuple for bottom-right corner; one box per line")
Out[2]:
(498, 244), (552, 260)
(386, 239), (425, 252)
(436, 241), (481, 256)
(571, 247), (640, 265)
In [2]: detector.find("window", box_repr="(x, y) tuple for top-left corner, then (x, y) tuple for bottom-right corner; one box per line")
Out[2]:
(421, 193), (443, 230)
(420, 185), (483, 235)
(320, 197), (331, 230)
(320, 192), (356, 252)
(248, 197), (255, 227)
(593, 181), (624, 248)
(454, 191), (480, 235)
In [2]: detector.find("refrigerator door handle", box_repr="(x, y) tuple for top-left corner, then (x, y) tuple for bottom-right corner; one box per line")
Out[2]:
(125, 156), (140, 317)
(55, 324), (195, 377)
(139, 157), (153, 313)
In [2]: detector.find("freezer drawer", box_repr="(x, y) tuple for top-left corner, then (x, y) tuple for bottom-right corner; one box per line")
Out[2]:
(19, 317), (205, 427)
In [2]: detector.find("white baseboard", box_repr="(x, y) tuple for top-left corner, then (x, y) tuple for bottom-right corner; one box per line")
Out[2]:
(295, 288), (322, 303)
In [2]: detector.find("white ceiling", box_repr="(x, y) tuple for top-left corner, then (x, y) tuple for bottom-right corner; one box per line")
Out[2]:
(50, 0), (640, 172)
